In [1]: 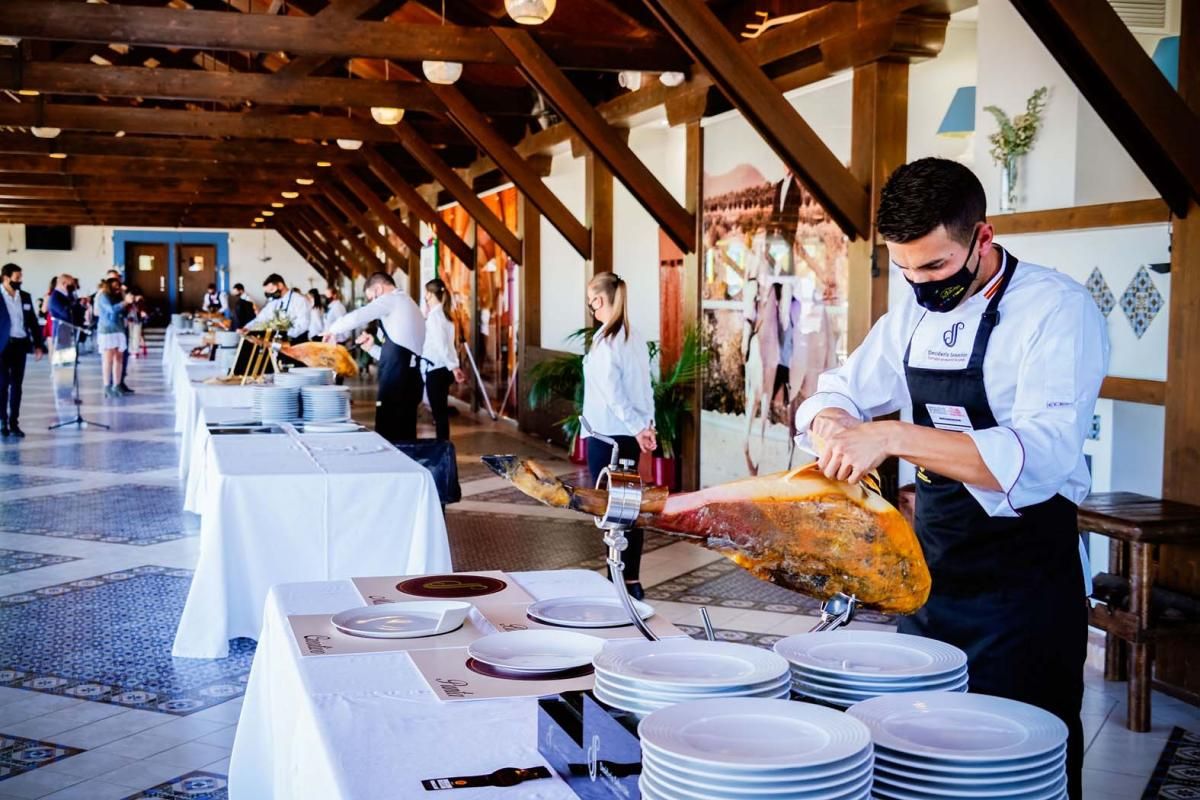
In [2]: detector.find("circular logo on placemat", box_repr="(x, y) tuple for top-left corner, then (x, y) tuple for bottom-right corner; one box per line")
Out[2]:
(397, 574), (508, 598)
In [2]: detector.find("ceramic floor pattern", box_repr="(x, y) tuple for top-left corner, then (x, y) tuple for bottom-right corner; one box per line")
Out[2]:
(0, 342), (1196, 799)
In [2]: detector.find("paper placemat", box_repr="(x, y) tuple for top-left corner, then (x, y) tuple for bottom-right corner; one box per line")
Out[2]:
(478, 602), (688, 641)
(286, 609), (500, 658)
(408, 646), (596, 702)
(352, 571), (534, 607)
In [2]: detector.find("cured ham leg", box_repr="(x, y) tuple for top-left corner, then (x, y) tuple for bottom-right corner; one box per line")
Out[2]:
(481, 456), (930, 614)
(279, 342), (359, 378)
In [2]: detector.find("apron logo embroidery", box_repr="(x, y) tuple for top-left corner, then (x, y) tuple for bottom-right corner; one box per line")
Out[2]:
(943, 321), (966, 347)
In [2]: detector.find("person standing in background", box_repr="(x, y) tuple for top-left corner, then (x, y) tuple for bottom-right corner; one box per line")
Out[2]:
(324, 286), (350, 343)
(203, 283), (222, 313)
(227, 283), (256, 331)
(421, 278), (465, 441)
(95, 277), (130, 398)
(0, 264), (46, 438)
(243, 274), (311, 345)
(126, 288), (148, 359)
(101, 269), (134, 394)
(306, 288), (326, 342)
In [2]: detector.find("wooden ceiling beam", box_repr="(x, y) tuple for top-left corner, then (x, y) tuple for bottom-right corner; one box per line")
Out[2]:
(0, 188), (307, 204)
(0, 154), (319, 182)
(360, 152), (475, 267)
(1008, 0), (1200, 216)
(0, 1), (689, 73)
(275, 0), (410, 78)
(638, 0), (871, 239)
(494, 28), (696, 253)
(333, 167), (424, 254)
(274, 219), (331, 281)
(285, 214), (346, 278)
(290, 206), (372, 277)
(309, 195), (387, 270)
(0, 133), (354, 166)
(0, 102), (398, 142)
(386, 127), (522, 261)
(431, 82), (592, 260)
(322, 182), (410, 268)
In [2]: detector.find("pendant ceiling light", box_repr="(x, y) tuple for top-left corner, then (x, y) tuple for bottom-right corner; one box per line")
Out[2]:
(316, 160), (332, 167)
(618, 71), (643, 91)
(370, 60), (405, 125)
(281, 191), (300, 199)
(422, 0), (463, 85)
(336, 138), (363, 150)
(659, 72), (686, 87)
(505, 0), (556, 25)
(295, 177), (315, 186)
(30, 127), (61, 139)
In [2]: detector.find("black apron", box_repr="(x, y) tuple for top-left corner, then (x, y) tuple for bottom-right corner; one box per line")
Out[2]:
(375, 336), (423, 443)
(898, 249), (1087, 800)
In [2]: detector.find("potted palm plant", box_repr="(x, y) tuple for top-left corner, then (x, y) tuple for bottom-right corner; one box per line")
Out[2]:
(649, 326), (707, 490)
(526, 327), (592, 463)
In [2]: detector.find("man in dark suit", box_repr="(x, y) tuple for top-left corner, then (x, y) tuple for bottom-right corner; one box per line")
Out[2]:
(227, 283), (257, 331)
(0, 264), (46, 438)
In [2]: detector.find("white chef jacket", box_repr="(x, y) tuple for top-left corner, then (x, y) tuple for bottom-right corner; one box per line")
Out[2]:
(795, 252), (1110, 519)
(324, 299), (350, 343)
(248, 289), (311, 341)
(582, 325), (655, 438)
(423, 306), (459, 372)
(326, 288), (424, 355)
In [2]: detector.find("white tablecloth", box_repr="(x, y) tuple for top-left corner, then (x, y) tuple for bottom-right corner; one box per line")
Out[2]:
(229, 570), (614, 800)
(183, 407), (256, 514)
(173, 428), (450, 658)
(175, 365), (257, 479)
(163, 328), (202, 386)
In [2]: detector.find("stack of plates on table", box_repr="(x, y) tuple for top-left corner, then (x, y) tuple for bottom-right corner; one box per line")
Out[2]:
(591, 639), (792, 717)
(638, 697), (875, 800)
(274, 368), (333, 388)
(300, 385), (351, 422)
(847, 692), (1069, 800)
(466, 629), (604, 676)
(774, 631), (968, 709)
(252, 385), (300, 424)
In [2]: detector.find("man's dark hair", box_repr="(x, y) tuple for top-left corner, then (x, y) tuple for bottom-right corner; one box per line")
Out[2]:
(1, 263), (21, 279)
(364, 272), (396, 293)
(207, 283), (217, 291)
(233, 283), (245, 291)
(263, 273), (285, 287)
(876, 158), (987, 245)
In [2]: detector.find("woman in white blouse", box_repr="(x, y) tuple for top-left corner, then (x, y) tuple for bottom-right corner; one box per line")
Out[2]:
(583, 272), (656, 599)
(305, 288), (326, 341)
(422, 278), (465, 441)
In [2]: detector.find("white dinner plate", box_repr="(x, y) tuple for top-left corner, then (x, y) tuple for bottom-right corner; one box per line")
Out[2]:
(872, 776), (1065, 800)
(330, 601), (471, 639)
(596, 672), (792, 702)
(774, 632), (967, 681)
(846, 692), (1068, 762)
(642, 749), (872, 794)
(527, 595), (655, 628)
(872, 765), (1064, 797)
(638, 698), (871, 770)
(640, 767), (872, 800)
(874, 753), (1063, 785)
(467, 629), (603, 672)
(595, 639), (789, 688)
(793, 675), (969, 702)
(599, 666), (791, 695)
(873, 743), (1066, 774)
(640, 744), (874, 784)
(790, 664), (967, 691)
(594, 680), (791, 714)
(299, 422), (360, 433)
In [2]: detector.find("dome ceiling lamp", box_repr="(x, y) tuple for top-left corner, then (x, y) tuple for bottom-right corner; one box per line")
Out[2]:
(505, 0), (555, 25)
(422, 0), (463, 85)
(370, 60), (404, 125)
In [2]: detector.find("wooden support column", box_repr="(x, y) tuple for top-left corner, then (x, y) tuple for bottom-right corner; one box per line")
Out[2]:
(406, 210), (422, 297)
(584, 154), (614, 321)
(679, 121), (703, 491)
(520, 194), (541, 351)
(847, 60), (908, 348)
(1158, 0), (1200, 700)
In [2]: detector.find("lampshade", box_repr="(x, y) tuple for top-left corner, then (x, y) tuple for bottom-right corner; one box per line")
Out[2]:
(31, 127), (61, 139)
(618, 71), (643, 91)
(659, 71), (686, 87)
(316, 161), (332, 168)
(505, 0), (555, 25)
(281, 191), (300, 199)
(937, 86), (976, 138)
(336, 138), (364, 150)
(370, 107), (405, 125)
(295, 177), (315, 186)
(423, 60), (463, 85)
(1152, 36), (1179, 90)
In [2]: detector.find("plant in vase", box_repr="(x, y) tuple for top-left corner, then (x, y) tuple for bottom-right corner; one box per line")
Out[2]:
(647, 326), (708, 490)
(526, 327), (593, 463)
(983, 86), (1048, 212)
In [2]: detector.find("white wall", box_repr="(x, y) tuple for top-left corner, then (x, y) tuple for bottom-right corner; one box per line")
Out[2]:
(0, 223), (321, 310)
(539, 152), (588, 353)
(908, 20), (979, 163)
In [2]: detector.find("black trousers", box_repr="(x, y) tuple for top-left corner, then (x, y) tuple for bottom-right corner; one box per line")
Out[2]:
(586, 434), (643, 581)
(898, 573), (1088, 800)
(426, 367), (453, 441)
(0, 339), (28, 425)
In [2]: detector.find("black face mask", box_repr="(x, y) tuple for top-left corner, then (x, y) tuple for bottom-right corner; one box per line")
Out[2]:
(8, 281), (20, 292)
(265, 289), (281, 300)
(905, 227), (981, 313)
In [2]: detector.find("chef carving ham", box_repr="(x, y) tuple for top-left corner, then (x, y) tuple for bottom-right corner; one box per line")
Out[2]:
(482, 456), (931, 614)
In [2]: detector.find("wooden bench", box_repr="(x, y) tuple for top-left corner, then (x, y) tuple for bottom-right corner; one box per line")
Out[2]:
(1078, 492), (1200, 732)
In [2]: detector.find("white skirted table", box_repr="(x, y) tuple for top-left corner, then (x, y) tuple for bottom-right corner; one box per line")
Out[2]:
(228, 570), (614, 800)
(172, 428), (450, 659)
(174, 365), (257, 480)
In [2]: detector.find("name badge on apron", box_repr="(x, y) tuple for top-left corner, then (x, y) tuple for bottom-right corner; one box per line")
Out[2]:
(925, 403), (974, 432)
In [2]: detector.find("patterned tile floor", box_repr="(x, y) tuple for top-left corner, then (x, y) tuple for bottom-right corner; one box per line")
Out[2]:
(0, 334), (1194, 799)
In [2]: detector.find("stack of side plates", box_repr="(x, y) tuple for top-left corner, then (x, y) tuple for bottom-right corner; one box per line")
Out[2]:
(252, 385), (300, 424)
(638, 697), (874, 800)
(592, 639), (791, 717)
(774, 631), (968, 709)
(847, 692), (1068, 800)
(274, 368), (332, 388)
(300, 385), (351, 422)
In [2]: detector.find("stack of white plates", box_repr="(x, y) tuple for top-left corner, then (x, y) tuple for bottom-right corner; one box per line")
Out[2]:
(252, 385), (300, 423)
(638, 697), (875, 800)
(274, 368), (332, 388)
(773, 631), (968, 709)
(847, 692), (1068, 800)
(300, 385), (351, 422)
(592, 639), (791, 717)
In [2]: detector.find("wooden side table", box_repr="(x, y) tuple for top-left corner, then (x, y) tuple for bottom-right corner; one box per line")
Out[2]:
(1078, 492), (1200, 731)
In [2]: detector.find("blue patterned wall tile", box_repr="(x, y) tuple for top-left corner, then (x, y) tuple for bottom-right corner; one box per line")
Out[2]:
(1085, 267), (1116, 317)
(1120, 265), (1164, 339)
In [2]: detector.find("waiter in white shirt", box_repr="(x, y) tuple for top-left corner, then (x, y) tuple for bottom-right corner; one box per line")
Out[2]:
(243, 274), (311, 345)
(323, 286), (351, 344)
(324, 272), (425, 441)
(795, 159), (1107, 800)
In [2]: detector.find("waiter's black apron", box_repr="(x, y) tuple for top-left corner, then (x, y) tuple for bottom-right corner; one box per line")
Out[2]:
(375, 336), (423, 443)
(898, 249), (1087, 800)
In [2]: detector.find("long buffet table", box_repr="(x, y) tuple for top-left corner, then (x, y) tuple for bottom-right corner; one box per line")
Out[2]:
(229, 570), (613, 800)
